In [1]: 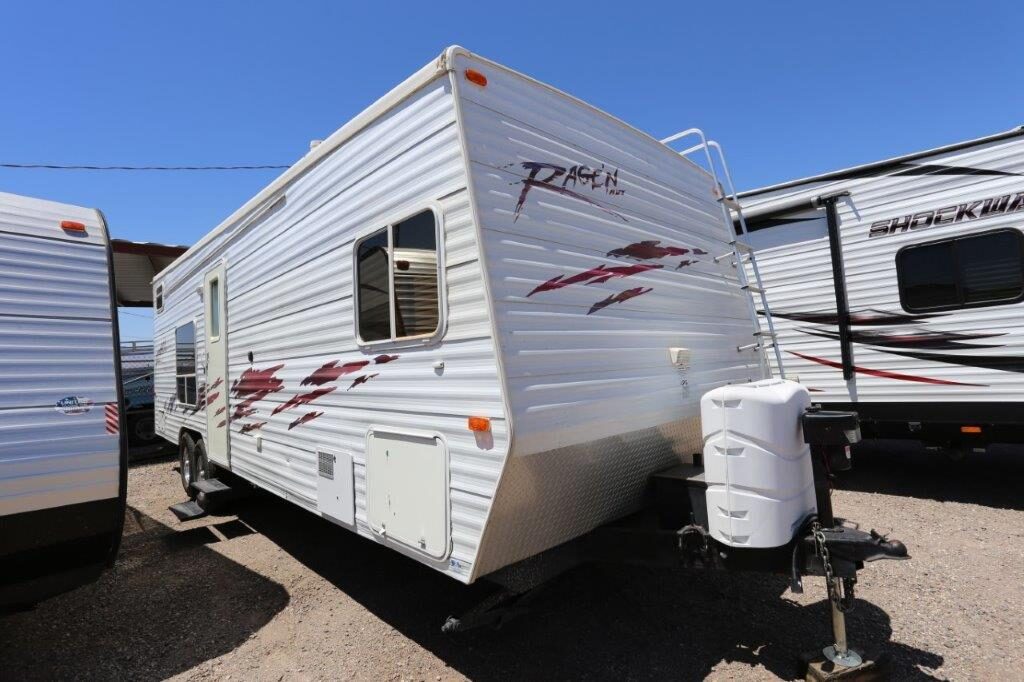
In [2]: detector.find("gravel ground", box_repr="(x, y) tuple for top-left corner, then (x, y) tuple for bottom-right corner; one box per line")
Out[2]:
(2, 441), (1022, 681)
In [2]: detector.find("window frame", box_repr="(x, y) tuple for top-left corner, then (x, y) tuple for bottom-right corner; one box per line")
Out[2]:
(352, 204), (445, 348)
(174, 320), (199, 407)
(897, 228), (1024, 313)
(155, 284), (164, 313)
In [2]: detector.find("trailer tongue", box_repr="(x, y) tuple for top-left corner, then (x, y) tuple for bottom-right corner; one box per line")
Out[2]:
(452, 380), (907, 679)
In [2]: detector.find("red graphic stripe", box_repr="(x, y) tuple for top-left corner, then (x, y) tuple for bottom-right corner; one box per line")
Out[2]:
(300, 360), (369, 386)
(288, 410), (324, 430)
(104, 402), (119, 435)
(271, 386), (337, 415)
(788, 351), (986, 387)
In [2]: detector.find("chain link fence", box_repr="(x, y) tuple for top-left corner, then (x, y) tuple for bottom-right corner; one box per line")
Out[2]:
(121, 341), (167, 457)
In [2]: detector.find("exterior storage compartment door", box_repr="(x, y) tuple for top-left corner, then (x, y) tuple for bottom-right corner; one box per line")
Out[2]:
(366, 430), (449, 559)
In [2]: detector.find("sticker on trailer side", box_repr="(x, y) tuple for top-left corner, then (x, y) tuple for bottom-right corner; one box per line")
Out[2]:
(55, 396), (94, 415)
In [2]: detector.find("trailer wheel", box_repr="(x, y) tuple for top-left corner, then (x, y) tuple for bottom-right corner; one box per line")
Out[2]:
(178, 432), (197, 498)
(192, 439), (221, 512)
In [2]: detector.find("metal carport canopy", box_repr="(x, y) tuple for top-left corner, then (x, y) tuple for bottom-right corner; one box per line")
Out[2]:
(110, 239), (188, 307)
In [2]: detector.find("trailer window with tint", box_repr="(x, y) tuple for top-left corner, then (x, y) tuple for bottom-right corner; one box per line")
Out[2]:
(356, 209), (440, 343)
(208, 278), (220, 339)
(175, 322), (198, 405)
(898, 229), (1024, 312)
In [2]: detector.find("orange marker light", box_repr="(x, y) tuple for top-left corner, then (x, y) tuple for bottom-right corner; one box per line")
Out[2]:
(60, 220), (87, 232)
(468, 416), (491, 432)
(961, 425), (982, 434)
(464, 68), (487, 87)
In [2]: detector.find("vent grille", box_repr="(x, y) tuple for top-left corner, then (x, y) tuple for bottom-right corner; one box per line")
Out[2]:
(318, 451), (334, 479)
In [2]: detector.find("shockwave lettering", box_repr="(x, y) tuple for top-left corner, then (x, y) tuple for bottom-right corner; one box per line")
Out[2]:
(868, 192), (1024, 238)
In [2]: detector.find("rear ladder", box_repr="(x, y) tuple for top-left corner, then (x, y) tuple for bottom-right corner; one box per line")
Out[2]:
(660, 129), (785, 380)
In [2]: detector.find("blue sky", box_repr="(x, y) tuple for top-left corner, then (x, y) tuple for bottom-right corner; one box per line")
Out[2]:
(3, 1), (1021, 340)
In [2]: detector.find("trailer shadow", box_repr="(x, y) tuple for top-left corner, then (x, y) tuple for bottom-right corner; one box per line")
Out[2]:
(232, 494), (943, 681)
(840, 440), (1024, 511)
(0, 507), (288, 681)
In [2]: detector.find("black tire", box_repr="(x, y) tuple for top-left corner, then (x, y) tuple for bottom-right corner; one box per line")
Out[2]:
(192, 439), (221, 512)
(128, 413), (157, 447)
(178, 432), (197, 497)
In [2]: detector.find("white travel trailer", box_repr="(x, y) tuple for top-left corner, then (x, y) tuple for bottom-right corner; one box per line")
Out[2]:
(0, 191), (125, 608)
(153, 46), (783, 584)
(737, 126), (1024, 453)
(0, 191), (183, 608)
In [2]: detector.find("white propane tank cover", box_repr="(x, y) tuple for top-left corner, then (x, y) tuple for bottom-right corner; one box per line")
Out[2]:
(701, 379), (816, 548)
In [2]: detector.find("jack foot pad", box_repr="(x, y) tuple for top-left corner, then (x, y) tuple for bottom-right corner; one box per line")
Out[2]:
(801, 649), (888, 681)
(824, 646), (862, 667)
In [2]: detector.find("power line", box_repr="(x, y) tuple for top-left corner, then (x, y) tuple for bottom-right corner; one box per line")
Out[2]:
(0, 162), (290, 171)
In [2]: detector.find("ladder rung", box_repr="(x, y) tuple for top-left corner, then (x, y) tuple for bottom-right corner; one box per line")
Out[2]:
(753, 330), (776, 337)
(742, 284), (765, 294)
(714, 252), (734, 263)
(737, 342), (775, 353)
(722, 196), (742, 211)
(730, 240), (754, 254)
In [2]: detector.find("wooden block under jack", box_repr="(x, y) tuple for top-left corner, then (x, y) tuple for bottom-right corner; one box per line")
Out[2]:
(800, 649), (889, 681)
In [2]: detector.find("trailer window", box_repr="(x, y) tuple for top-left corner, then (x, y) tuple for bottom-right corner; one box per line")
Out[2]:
(356, 209), (440, 343)
(155, 285), (163, 313)
(208, 278), (220, 339)
(898, 229), (1024, 312)
(175, 322), (198, 405)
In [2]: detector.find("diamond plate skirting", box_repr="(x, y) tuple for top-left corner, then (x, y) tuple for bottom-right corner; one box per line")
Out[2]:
(471, 415), (702, 579)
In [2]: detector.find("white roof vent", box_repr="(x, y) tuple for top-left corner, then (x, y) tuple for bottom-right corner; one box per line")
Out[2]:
(309, 139), (323, 151)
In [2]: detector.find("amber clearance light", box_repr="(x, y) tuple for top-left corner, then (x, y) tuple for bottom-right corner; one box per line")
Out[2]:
(464, 68), (487, 87)
(468, 416), (491, 432)
(60, 220), (87, 233)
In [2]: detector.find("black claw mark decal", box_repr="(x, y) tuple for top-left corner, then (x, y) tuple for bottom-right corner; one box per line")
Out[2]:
(587, 287), (653, 314)
(348, 373), (380, 390)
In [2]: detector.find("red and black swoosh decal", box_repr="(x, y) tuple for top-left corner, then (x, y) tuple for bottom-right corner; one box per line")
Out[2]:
(800, 327), (1004, 350)
(788, 351), (986, 386)
(873, 349), (1024, 374)
(764, 308), (943, 326)
(820, 162), (1019, 182)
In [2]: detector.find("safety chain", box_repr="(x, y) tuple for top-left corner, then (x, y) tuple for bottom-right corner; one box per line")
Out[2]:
(812, 521), (857, 613)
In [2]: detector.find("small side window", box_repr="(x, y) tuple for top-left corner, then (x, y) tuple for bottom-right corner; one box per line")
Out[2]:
(897, 229), (1024, 312)
(208, 278), (220, 339)
(155, 285), (164, 313)
(355, 209), (440, 343)
(175, 322), (198, 405)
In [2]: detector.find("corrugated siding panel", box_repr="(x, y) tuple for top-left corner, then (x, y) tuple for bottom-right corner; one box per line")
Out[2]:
(0, 193), (118, 516)
(454, 53), (761, 576)
(744, 136), (1024, 403)
(154, 76), (507, 582)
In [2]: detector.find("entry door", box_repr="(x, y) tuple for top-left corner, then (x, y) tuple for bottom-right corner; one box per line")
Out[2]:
(204, 264), (230, 467)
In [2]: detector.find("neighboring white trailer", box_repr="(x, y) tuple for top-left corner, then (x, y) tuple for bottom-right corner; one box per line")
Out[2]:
(153, 46), (769, 584)
(737, 126), (1024, 451)
(0, 192), (127, 607)
(0, 192), (183, 607)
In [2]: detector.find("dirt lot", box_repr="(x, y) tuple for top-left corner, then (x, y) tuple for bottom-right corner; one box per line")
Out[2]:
(2, 441), (1023, 681)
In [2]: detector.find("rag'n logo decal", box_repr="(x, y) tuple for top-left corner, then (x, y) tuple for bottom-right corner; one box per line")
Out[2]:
(510, 161), (626, 223)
